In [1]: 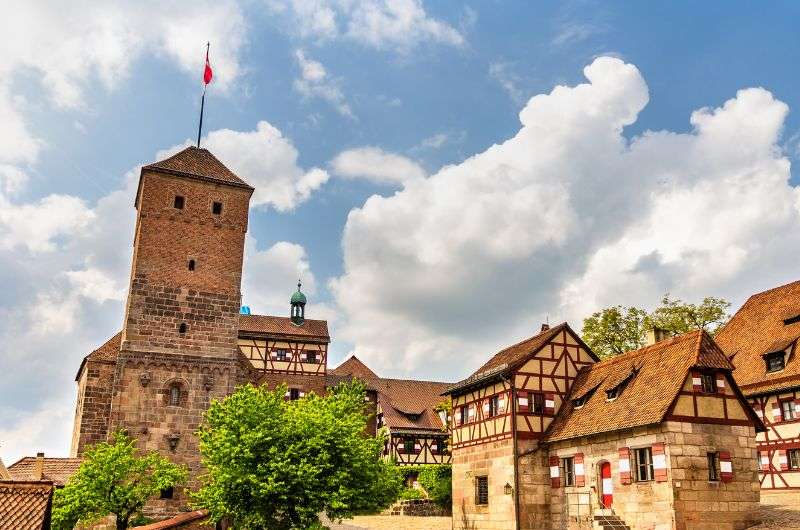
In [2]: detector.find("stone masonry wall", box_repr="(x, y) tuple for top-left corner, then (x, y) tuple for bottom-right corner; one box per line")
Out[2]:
(452, 437), (517, 530)
(71, 359), (116, 456)
(517, 439), (551, 530)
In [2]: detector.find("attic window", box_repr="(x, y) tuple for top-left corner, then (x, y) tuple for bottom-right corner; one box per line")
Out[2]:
(573, 386), (598, 409)
(765, 351), (786, 373)
(784, 314), (800, 325)
(174, 195), (184, 209)
(212, 201), (223, 215)
(606, 387), (620, 401)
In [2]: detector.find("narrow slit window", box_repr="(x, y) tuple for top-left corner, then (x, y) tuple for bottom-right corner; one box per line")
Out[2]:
(188, 259), (195, 271)
(174, 195), (184, 209)
(169, 385), (181, 406)
(178, 323), (187, 334)
(212, 201), (223, 215)
(707, 452), (720, 481)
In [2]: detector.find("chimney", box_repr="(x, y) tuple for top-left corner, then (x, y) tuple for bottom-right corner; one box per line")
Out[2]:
(645, 328), (670, 346)
(540, 323), (550, 332)
(34, 452), (44, 481)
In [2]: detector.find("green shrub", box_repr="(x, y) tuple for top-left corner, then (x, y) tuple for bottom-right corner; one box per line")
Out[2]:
(399, 487), (425, 500)
(418, 465), (452, 509)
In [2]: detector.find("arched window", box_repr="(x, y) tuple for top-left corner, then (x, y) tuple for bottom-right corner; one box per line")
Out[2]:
(169, 384), (181, 406)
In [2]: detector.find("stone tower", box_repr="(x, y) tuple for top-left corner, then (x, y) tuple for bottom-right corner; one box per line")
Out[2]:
(109, 146), (253, 514)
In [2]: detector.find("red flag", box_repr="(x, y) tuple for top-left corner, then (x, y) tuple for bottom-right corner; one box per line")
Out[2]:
(203, 45), (213, 85)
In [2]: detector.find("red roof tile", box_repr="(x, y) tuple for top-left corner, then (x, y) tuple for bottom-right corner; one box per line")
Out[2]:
(8, 458), (82, 487)
(239, 314), (329, 341)
(0, 481), (53, 530)
(142, 146), (252, 189)
(715, 279), (800, 395)
(133, 510), (209, 529)
(544, 330), (755, 443)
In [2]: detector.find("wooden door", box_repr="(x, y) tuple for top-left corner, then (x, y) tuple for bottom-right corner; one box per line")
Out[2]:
(600, 462), (613, 508)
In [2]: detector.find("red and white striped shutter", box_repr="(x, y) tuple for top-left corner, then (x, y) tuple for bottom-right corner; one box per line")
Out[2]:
(574, 453), (585, 487)
(691, 371), (703, 392)
(715, 373), (726, 394)
(773, 402), (783, 422)
(299, 391), (305, 398)
(760, 451), (771, 471)
(498, 394), (507, 414)
(518, 393), (529, 413)
(719, 451), (733, 482)
(414, 440), (422, 454)
(455, 407), (462, 426)
(544, 393), (556, 415)
(271, 349), (279, 360)
(778, 449), (789, 471)
(755, 405), (764, 419)
(549, 455), (560, 488)
(468, 404), (476, 422)
(618, 447), (631, 484)
(794, 399), (800, 418)
(284, 390), (291, 401)
(482, 399), (491, 417)
(653, 443), (668, 482)
(431, 441), (438, 453)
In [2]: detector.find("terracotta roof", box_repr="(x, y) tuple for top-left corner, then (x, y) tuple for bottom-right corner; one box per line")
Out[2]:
(445, 323), (598, 395)
(239, 314), (330, 341)
(8, 457), (82, 487)
(0, 481), (53, 530)
(142, 146), (253, 190)
(329, 356), (450, 433)
(75, 332), (121, 380)
(715, 279), (800, 395)
(133, 510), (209, 529)
(544, 330), (754, 443)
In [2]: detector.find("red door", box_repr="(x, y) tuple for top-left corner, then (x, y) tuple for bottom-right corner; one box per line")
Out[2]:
(600, 462), (613, 508)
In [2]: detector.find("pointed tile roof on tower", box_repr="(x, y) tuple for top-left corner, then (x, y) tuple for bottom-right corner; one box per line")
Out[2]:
(141, 146), (253, 190)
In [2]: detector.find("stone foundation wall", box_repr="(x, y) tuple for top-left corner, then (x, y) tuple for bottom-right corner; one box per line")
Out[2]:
(384, 499), (450, 517)
(517, 439), (551, 530)
(452, 437), (517, 530)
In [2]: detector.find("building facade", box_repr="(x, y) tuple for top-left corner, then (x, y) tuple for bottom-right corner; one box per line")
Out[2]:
(446, 325), (763, 530)
(715, 279), (800, 505)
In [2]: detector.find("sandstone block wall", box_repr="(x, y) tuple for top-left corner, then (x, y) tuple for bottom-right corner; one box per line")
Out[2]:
(517, 440), (551, 530)
(452, 437), (517, 530)
(71, 359), (116, 456)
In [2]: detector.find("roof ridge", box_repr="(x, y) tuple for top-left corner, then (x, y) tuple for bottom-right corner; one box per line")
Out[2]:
(591, 330), (701, 367)
(492, 322), (566, 358)
(380, 377), (451, 385)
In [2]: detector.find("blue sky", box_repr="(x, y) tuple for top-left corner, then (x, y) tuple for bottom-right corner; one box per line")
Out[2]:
(1, 0), (800, 460)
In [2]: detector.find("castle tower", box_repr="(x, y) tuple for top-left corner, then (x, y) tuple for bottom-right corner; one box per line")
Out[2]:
(109, 146), (253, 515)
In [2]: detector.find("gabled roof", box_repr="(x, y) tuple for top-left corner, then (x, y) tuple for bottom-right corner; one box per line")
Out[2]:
(75, 332), (121, 380)
(715, 279), (800, 395)
(0, 481), (53, 530)
(544, 330), (757, 443)
(239, 315), (329, 341)
(142, 146), (253, 190)
(328, 356), (451, 433)
(444, 323), (598, 395)
(8, 457), (82, 487)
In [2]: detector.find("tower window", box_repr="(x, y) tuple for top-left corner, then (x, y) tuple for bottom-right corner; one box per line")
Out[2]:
(174, 195), (185, 209)
(212, 201), (223, 215)
(178, 323), (187, 334)
(169, 385), (181, 406)
(188, 259), (195, 271)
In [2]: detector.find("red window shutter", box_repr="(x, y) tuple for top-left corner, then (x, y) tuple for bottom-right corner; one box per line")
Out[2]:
(455, 407), (462, 426)
(482, 400), (491, 418)
(498, 394), (507, 414)
(544, 392), (556, 415)
(779, 449), (789, 471)
(691, 371), (702, 392)
(652, 443), (668, 482)
(760, 451), (771, 472)
(794, 399), (800, 418)
(574, 453), (585, 487)
(719, 451), (733, 482)
(518, 394), (529, 413)
(549, 455), (560, 488)
(773, 402), (783, 422)
(715, 373), (726, 394)
(618, 447), (631, 485)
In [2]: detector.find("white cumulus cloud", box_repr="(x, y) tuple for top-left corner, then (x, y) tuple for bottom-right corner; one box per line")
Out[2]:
(293, 50), (354, 118)
(330, 147), (426, 185)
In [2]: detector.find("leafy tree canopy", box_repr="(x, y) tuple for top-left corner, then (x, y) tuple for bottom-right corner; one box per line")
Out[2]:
(194, 381), (402, 529)
(582, 294), (731, 359)
(52, 432), (187, 530)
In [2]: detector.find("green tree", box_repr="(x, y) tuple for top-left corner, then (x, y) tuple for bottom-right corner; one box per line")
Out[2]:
(194, 381), (402, 529)
(52, 432), (187, 530)
(581, 305), (649, 359)
(582, 295), (731, 359)
(645, 294), (731, 336)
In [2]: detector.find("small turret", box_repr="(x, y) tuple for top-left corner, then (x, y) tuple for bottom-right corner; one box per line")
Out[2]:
(291, 280), (306, 325)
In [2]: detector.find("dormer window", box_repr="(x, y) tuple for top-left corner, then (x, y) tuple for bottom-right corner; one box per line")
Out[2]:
(573, 387), (597, 409)
(784, 314), (800, 325)
(606, 387), (620, 401)
(765, 351), (786, 373)
(700, 373), (717, 393)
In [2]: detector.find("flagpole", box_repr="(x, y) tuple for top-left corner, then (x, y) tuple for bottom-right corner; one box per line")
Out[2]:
(197, 42), (210, 148)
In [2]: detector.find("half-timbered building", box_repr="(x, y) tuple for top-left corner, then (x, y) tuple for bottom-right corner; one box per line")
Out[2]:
(446, 324), (763, 530)
(715, 279), (800, 505)
(329, 356), (451, 466)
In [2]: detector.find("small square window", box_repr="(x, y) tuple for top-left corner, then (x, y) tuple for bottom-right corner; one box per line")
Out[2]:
(781, 400), (796, 421)
(560, 457), (575, 487)
(700, 373), (717, 393)
(276, 349), (288, 361)
(766, 352), (786, 373)
(178, 323), (187, 334)
(707, 452), (720, 481)
(487, 396), (499, 417)
(212, 201), (223, 215)
(187, 259), (195, 271)
(306, 351), (317, 363)
(403, 439), (415, 454)
(531, 392), (545, 414)
(289, 388), (300, 401)
(789, 449), (800, 470)
(475, 476), (489, 505)
(160, 486), (174, 499)
(174, 195), (184, 209)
